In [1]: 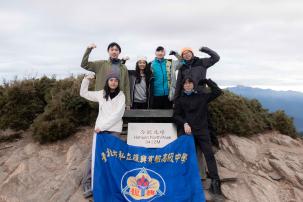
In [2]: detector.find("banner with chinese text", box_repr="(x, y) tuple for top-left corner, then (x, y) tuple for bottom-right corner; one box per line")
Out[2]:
(93, 133), (205, 202)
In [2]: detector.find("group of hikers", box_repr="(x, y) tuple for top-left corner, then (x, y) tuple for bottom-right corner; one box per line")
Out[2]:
(79, 42), (224, 200)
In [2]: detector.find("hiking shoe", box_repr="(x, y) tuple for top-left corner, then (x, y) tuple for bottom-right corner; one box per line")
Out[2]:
(210, 179), (225, 202)
(210, 179), (223, 195)
(82, 182), (93, 198)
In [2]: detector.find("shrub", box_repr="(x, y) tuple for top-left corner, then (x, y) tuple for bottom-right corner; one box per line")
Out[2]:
(32, 118), (75, 143)
(31, 75), (97, 143)
(209, 90), (297, 137)
(1, 76), (298, 143)
(270, 110), (297, 138)
(0, 77), (55, 130)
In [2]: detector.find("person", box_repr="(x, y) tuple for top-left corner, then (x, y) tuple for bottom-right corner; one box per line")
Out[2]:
(174, 47), (221, 176)
(174, 47), (220, 99)
(129, 56), (153, 109)
(80, 72), (125, 198)
(150, 46), (180, 109)
(80, 42), (131, 109)
(173, 76), (224, 198)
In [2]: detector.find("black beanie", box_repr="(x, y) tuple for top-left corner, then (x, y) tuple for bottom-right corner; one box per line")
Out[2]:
(155, 46), (165, 52)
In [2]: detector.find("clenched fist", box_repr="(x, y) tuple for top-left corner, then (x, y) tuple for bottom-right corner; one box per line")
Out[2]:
(88, 43), (97, 49)
(85, 74), (95, 80)
(184, 123), (192, 134)
(169, 50), (177, 56)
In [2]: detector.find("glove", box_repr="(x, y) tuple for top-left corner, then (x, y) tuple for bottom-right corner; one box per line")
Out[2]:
(199, 47), (207, 52)
(121, 56), (130, 64)
(122, 56), (130, 61)
(198, 78), (208, 86)
(169, 50), (177, 56)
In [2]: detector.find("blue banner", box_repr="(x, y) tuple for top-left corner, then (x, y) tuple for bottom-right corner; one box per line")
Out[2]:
(93, 133), (205, 202)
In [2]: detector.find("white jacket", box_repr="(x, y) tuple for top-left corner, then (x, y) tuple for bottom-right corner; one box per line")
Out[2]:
(80, 77), (125, 133)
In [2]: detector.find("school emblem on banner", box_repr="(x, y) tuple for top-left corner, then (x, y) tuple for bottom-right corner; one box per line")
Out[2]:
(121, 167), (166, 202)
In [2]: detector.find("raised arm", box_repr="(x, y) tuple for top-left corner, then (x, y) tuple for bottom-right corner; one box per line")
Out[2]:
(80, 75), (99, 102)
(169, 50), (183, 70)
(199, 47), (220, 68)
(80, 43), (97, 72)
(205, 79), (223, 102)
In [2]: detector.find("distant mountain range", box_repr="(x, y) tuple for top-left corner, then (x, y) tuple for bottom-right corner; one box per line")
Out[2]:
(227, 86), (303, 133)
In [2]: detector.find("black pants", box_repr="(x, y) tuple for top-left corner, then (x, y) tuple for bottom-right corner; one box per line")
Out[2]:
(193, 130), (220, 180)
(132, 102), (148, 109)
(152, 96), (172, 109)
(207, 109), (220, 148)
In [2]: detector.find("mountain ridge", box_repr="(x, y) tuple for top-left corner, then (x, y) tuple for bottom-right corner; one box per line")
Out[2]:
(227, 85), (303, 132)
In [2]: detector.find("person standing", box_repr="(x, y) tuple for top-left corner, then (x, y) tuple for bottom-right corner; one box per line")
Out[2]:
(80, 72), (125, 198)
(81, 42), (131, 109)
(174, 46), (221, 173)
(175, 46), (220, 99)
(173, 76), (224, 199)
(129, 56), (152, 109)
(150, 46), (179, 109)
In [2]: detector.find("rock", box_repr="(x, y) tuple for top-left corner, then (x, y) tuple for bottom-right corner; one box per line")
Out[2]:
(268, 148), (285, 160)
(258, 158), (273, 171)
(227, 135), (258, 164)
(295, 172), (303, 184)
(221, 181), (255, 202)
(1, 129), (303, 202)
(271, 134), (301, 147)
(0, 127), (92, 202)
(269, 159), (302, 188)
(217, 133), (303, 201)
(218, 167), (238, 181)
(3, 149), (27, 172)
(215, 151), (238, 171)
(66, 144), (83, 166)
(247, 175), (281, 202)
(68, 187), (88, 202)
(220, 137), (236, 154)
(268, 171), (282, 181)
(24, 143), (38, 156)
(257, 170), (272, 181)
(293, 187), (303, 202)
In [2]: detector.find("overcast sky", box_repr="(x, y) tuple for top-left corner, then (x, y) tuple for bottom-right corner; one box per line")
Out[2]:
(1, 0), (302, 92)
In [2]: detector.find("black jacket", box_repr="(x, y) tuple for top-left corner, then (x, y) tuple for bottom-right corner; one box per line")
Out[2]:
(175, 47), (220, 99)
(173, 79), (222, 135)
(128, 70), (154, 108)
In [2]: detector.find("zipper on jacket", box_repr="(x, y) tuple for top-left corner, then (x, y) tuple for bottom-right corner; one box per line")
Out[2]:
(159, 60), (165, 96)
(147, 76), (154, 109)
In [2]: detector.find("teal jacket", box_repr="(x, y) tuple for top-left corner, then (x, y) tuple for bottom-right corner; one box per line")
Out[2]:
(151, 59), (169, 96)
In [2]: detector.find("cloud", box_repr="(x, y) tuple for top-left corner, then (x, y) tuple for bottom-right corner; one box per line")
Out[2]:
(0, 0), (303, 91)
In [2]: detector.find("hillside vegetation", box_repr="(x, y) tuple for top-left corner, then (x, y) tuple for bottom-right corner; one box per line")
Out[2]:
(0, 76), (298, 143)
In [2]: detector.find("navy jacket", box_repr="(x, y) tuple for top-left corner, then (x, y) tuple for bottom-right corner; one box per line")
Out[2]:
(173, 79), (222, 135)
(175, 47), (220, 99)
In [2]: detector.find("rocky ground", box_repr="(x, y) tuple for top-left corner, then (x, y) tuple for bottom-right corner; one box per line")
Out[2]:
(216, 131), (303, 202)
(0, 128), (302, 202)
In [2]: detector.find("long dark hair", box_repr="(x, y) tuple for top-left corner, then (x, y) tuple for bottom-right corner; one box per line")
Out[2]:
(135, 61), (152, 84)
(103, 78), (120, 101)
